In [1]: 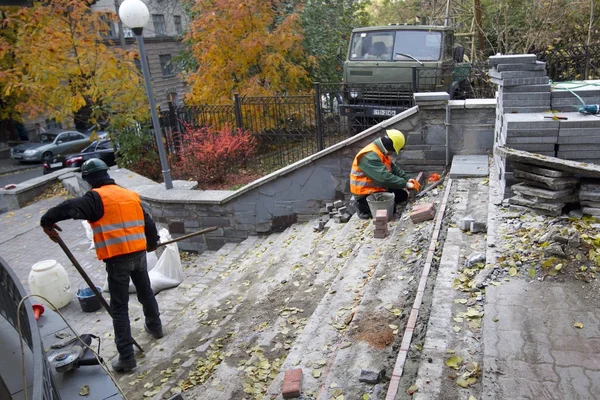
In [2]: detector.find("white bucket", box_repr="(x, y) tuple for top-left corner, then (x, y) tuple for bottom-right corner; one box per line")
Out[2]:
(28, 260), (72, 310)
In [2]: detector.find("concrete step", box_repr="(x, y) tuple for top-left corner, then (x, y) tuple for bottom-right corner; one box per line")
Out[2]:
(264, 206), (438, 399)
(119, 222), (321, 397)
(180, 217), (370, 399)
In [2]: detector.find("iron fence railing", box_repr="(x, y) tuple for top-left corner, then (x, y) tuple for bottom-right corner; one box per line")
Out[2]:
(0, 256), (61, 399)
(535, 44), (600, 82)
(152, 65), (496, 175)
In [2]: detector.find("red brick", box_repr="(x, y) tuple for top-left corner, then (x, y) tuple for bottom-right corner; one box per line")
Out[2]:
(282, 368), (302, 398)
(410, 203), (436, 223)
(375, 209), (388, 222)
(373, 219), (387, 227)
(374, 230), (388, 239)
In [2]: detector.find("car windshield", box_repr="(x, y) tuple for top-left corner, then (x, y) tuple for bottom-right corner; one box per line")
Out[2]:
(349, 30), (442, 61)
(31, 133), (57, 144)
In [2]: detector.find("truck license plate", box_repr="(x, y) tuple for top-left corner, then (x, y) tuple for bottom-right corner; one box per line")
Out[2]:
(373, 109), (396, 116)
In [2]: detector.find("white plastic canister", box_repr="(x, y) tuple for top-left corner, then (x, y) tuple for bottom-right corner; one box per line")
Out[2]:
(28, 260), (72, 309)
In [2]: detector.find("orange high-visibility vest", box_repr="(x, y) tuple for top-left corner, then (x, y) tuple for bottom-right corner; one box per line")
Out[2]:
(349, 142), (392, 196)
(89, 185), (146, 261)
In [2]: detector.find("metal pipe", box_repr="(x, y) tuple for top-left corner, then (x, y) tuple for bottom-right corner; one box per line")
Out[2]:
(157, 226), (218, 247)
(134, 28), (173, 190)
(445, 102), (451, 167)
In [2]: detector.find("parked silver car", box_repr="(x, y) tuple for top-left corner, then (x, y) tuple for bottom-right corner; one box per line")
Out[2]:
(10, 130), (94, 162)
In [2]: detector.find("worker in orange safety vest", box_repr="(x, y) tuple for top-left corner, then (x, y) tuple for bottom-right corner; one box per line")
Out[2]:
(40, 158), (162, 373)
(349, 129), (420, 219)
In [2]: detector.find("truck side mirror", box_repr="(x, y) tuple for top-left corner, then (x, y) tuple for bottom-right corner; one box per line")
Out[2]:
(454, 46), (465, 63)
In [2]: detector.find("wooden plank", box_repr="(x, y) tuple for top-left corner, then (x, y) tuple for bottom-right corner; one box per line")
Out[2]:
(496, 146), (600, 178)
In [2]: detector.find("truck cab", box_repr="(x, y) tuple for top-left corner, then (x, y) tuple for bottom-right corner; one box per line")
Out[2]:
(341, 25), (465, 120)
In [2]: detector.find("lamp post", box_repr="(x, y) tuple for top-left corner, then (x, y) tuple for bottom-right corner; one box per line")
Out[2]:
(119, 0), (173, 189)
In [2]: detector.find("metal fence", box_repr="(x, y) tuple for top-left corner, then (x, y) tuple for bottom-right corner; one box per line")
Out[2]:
(535, 44), (600, 82)
(156, 65), (495, 174)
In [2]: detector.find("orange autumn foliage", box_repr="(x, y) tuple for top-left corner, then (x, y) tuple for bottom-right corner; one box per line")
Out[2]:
(185, 0), (315, 104)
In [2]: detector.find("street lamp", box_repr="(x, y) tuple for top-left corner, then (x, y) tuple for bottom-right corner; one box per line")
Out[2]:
(119, 0), (173, 189)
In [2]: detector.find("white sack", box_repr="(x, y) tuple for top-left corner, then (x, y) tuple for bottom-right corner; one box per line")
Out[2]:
(148, 228), (183, 294)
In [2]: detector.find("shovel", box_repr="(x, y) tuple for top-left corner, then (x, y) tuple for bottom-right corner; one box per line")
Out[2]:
(54, 226), (218, 353)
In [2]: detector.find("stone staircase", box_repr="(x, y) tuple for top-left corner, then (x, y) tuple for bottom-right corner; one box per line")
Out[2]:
(115, 199), (442, 400)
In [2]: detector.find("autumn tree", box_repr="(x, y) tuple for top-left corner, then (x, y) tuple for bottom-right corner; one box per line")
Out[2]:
(185, 0), (314, 104)
(0, 0), (148, 131)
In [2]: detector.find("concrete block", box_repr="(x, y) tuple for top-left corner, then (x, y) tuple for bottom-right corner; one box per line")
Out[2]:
(489, 54), (537, 65)
(513, 169), (579, 190)
(325, 202), (334, 212)
(495, 61), (546, 72)
(506, 136), (558, 144)
(313, 221), (326, 232)
(510, 163), (573, 178)
(359, 369), (386, 384)
(333, 200), (343, 209)
(282, 369), (303, 398)
(338, 206), (347, 214)
(470, 220), (487, 233)
(558, 151), (600, 159)
(507, 143), (555, 152)
(340, 213), (352, 223)
(509, 195), (565, 213)
(465, 99), (496, 109)
(582, 207), (600, 217)
(491, 76), (550, 87)
(458, 216), (474, 231)
(499, 92), (552, 101)
(504, 128), (559, 138)
(500, 84), (552, 93)
(414, 92), (450, 102)
(503, 106), (554, 113)
(489, 69), (548, 79)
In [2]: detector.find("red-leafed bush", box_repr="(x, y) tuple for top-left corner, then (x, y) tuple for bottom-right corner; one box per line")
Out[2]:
(171, 124), (257, 185)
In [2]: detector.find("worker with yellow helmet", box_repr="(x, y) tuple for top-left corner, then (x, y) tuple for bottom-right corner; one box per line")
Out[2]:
(349, 129), (420, 219)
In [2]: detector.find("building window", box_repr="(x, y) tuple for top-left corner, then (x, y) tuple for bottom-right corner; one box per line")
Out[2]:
(99, 15), (115, 38)
(174, 15), (182, 35)
(152, 14), (167, 36)
(159, 54), (174, 76)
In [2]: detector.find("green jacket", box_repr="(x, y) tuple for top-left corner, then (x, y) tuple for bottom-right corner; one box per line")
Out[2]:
(356, 138), (410, 198)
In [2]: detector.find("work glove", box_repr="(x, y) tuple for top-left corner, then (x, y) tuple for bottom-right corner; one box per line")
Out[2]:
(42, 223), (62, 243)
(408, 179), (421, 191)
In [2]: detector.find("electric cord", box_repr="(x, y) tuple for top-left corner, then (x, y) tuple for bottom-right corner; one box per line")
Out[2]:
(16, 294), (128, 400)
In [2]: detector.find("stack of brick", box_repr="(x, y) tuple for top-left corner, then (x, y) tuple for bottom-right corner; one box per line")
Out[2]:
(319, 199), (353, 227)
(373, 209), (389, 238)
(410, 203), (436, 223)
(579, 179), (600, 217)
(507, 162), (579, 216)
(556, 113), (600, 165)
(282, 368), (303, 398)
(489, 54), (552, 199)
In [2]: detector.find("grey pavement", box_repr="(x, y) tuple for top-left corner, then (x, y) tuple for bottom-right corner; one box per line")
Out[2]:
(0, 158), (39, 176)
(483, 279), (600, 400)
(0, 197), (123, 360)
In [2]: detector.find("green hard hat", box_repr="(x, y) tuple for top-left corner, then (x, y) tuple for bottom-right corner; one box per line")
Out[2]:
(81, 158), (108, 176)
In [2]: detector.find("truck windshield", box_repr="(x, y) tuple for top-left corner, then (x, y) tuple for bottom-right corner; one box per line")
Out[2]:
(349, 30), (442, 62)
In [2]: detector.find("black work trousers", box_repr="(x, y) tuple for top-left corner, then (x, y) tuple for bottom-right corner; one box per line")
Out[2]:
(356, 188), (409, 217)
(106, 251), (161, 360)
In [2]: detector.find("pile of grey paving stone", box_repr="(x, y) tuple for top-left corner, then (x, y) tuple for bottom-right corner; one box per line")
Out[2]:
(314, 200), (356, 231)
(507, 161), (579, 216)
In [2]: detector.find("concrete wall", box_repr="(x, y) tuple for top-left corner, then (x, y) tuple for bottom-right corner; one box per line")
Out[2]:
(399, 98), (495, 172)
(108, 101), (497, 253)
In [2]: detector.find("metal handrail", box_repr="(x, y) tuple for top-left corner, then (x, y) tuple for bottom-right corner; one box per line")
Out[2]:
(0, 256), (61, 399)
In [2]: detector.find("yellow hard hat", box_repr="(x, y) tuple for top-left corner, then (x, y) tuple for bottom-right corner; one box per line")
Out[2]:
(386, 129), (405, 153)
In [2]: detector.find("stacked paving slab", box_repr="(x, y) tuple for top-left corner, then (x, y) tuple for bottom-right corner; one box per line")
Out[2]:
(490, 54), (600, 199)
(507, 162), (579, 216)
(580, 179), (600, 217)
(490, 54), (552, 199)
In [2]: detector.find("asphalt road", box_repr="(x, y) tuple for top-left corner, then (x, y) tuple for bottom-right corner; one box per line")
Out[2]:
(0, 166), (44, 214)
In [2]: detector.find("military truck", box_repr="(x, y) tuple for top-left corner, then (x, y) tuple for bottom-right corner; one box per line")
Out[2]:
(340, 25), (470, 121)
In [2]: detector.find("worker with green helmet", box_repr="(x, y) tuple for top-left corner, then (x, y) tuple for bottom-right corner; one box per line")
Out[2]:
(349, 129), (420, 219)
(40, 158), (163, 373)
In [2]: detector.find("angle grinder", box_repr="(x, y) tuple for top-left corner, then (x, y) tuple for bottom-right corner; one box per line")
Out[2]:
(48, 334), (102, 373)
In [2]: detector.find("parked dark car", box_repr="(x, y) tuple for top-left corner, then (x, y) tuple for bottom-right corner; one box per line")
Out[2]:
(43, 139), (116, 175)
(10, 130), (94, 162)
